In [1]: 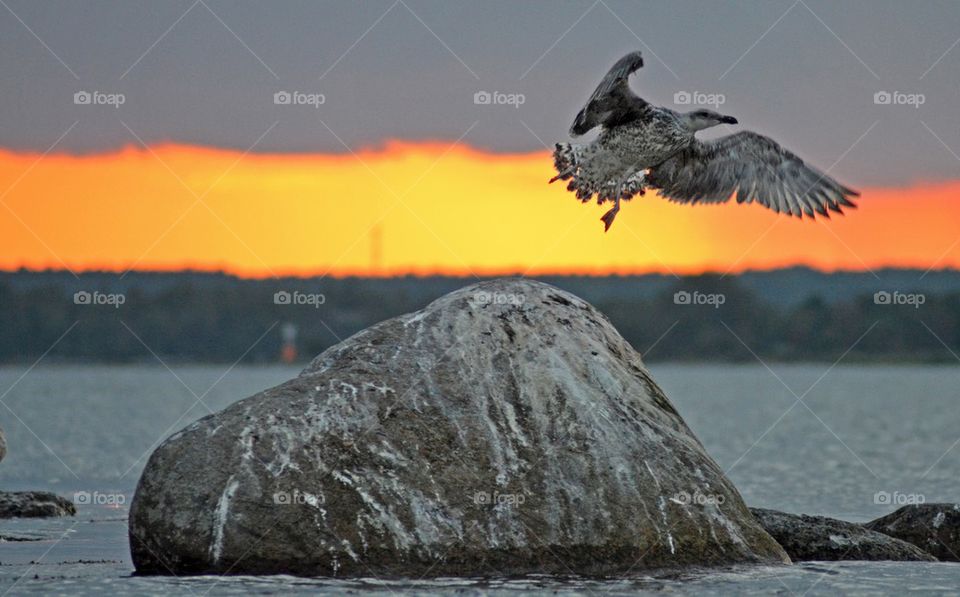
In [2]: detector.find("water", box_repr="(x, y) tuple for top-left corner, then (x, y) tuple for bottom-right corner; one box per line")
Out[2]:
(0, 363), (958, 595)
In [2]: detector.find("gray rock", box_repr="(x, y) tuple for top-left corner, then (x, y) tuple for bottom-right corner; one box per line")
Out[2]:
(865, 504), (960, 562)
(0, 428), (74, 519)
(0, 534), (45, 542)
(130, 278), (789, 577)
(750, 507), (936, 561)
(0, 491), (76, 518)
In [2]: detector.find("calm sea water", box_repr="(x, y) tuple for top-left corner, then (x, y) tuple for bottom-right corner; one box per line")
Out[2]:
(0, 363), (958, 595)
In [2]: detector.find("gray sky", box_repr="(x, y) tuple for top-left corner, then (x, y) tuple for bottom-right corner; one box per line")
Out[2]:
(1, 0), (958, 186)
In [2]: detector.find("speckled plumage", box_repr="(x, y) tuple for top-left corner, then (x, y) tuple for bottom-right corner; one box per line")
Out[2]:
(552, 51), (859, 231)
(553, 107), (689, 205)
(592, 106), (693, 184)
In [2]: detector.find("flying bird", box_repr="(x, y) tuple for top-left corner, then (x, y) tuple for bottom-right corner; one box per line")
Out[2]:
(550, 51), (858, 231)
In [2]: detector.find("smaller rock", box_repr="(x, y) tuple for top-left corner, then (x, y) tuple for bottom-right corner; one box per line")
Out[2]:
(865, 504), (960, 562)
(0, 491), (76, 518)
(750, 507), (936, 562)
(0, 533), (45, 542)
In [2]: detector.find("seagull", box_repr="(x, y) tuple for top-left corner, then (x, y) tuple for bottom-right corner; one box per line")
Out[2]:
(550, 51), (858, 231)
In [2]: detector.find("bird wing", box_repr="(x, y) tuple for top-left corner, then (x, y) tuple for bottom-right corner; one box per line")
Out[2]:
(570, 51), (647, 137)
(646, 131), (858, 218)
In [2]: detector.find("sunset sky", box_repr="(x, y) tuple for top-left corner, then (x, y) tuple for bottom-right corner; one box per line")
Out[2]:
(2, 141), (959, 278)
(1, 1), (958, 277)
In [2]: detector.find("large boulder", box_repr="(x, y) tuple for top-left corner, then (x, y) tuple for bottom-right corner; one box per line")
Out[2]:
(865, 504), (960, 562)
(130, 278), (788, 576)
(750, 508), (936, 562)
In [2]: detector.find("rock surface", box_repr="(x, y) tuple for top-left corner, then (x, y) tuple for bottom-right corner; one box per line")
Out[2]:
(865, 504), (960, 562)
(0, 491), (76, 518)
(130, 278), (788, 577)
(0, 426), (75, 519)
(750, 508), (936, 562)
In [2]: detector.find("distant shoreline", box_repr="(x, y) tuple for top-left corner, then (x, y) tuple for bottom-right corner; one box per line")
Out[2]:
(3, 267), (959, 364)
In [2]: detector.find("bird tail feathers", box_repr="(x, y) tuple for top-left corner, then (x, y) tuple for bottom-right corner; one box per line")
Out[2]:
(550, 142), (594, 201)
(550, 142), (645, 204)
(550, 142), (579, 180)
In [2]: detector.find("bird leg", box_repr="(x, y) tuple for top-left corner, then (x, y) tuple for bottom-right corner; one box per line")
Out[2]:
(601, 177), (624, 232)
(600, 178), (623, 232)
(600, 196), (620, 232)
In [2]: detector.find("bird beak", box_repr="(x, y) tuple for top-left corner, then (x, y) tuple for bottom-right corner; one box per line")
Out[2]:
(720, 115), (738, 125)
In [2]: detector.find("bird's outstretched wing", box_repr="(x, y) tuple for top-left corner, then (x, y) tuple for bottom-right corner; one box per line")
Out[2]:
(647, 131), (858, 218)
(570, 51), (647, 137)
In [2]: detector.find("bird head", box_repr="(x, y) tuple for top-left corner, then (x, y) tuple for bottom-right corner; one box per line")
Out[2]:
(682, 109), (738, 132)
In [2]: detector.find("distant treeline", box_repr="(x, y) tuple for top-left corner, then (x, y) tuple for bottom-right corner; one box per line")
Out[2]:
(0, 269), (958, 363)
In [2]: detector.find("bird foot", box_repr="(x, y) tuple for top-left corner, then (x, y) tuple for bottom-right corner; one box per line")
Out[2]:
(601, 207), (619, 232)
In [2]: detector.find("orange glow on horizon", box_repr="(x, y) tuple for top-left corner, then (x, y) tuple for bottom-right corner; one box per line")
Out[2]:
(0, 141), (958, 278)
